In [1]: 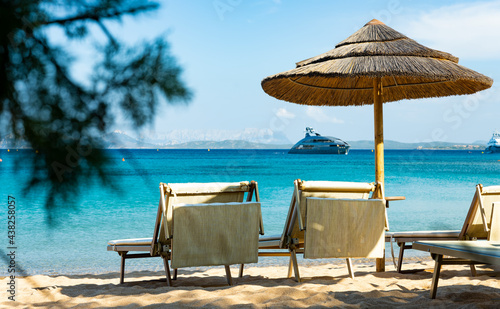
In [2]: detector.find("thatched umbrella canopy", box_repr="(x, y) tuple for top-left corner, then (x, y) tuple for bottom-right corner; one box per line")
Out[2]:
(262, 19), (493, 190)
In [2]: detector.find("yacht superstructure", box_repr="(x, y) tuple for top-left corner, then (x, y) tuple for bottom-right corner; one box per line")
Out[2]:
(485, 131), (500, 153)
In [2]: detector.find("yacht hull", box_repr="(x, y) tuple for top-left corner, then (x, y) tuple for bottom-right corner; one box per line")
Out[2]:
(485, 145), (500, 154)
(288, 145), (350, 154)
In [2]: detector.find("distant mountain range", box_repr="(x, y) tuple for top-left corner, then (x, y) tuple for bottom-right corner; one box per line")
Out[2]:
(0, 131), (488, 150)
(100, 131), (291, 149)
(348, 140), (486, 150)
(133, 128), (292, 145)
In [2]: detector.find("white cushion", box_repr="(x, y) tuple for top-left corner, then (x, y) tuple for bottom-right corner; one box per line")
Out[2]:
(164, 181), (250, 194)
(107, 238), (152, 246)
(259, 234), (281, 242)
(482, 185), (500, 194)
(300, 181), (375, 192)
(387, 230), (460, 238)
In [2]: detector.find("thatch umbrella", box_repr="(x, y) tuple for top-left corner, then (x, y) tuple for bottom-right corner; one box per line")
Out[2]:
(262, 19), (492, 193)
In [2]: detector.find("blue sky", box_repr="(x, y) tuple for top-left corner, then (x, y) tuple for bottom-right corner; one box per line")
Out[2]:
(66, 0), (500, 144)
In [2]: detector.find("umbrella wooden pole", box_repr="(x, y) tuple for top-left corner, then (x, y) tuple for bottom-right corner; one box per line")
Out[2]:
(373, 77), (384, 188)
(373, 77), (386, 272)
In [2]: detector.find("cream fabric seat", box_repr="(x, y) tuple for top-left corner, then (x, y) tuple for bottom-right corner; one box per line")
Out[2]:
(303, 198), (385, 259)
(170, 202), (261, 272)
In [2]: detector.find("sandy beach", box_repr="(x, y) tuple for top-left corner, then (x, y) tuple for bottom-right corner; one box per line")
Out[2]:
(4, 258), (499, 308)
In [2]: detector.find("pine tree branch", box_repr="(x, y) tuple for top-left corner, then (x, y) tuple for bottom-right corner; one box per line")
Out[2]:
(43, 3), (158, 26)
(97, 20), (118, 47)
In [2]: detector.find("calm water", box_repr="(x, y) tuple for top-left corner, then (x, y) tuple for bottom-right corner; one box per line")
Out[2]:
(1, 149), (500, 275)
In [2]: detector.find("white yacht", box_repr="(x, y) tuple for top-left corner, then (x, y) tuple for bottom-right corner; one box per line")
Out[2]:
(289, 127), (350, 154)
(485, 131), (500, 153)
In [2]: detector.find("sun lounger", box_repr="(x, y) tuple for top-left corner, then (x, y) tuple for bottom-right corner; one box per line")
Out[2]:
(414, 239), (500, 298)
(242, 180), (386, 281)
(388, 185), (500, 273)
(107, 181), (263, 285)
(414, 202), (499, 298)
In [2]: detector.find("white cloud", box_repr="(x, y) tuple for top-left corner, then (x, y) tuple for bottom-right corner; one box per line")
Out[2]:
(397, 0), (500, 59)
(275, 108), (295, 119)
(306, 106), (344, 124)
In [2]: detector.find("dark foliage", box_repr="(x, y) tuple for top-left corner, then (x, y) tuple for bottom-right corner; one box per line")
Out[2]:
(0, 0), (191, 221)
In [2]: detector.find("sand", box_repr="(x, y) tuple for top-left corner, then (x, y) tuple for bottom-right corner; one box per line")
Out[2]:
(3, 258), (500, 308)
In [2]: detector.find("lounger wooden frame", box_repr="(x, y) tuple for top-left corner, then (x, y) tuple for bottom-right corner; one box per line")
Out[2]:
(414, 238), (500, 298)
(107, 181), (262, 285)
(415, 202), (499, 299)
(241, 179), (386, 281)
(390, 184), (500, 273)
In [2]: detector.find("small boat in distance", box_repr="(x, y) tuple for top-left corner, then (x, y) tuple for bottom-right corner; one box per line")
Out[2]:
(485, 131), (500, 153)
(289, 127), (350, 154)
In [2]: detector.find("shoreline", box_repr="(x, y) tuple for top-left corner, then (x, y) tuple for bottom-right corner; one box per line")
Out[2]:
(3, 260), (499, 308)
(2, 254), (433, 277)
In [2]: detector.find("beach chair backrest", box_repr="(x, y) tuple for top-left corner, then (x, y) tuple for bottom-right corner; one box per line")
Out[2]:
(460, 185), (500, 240)
(489, 202), (500, 241)
(281, 180), (376, 247)
(152, 181), (259, 251)
(303, 198), (385, 259)
(170, 202), (261, 269)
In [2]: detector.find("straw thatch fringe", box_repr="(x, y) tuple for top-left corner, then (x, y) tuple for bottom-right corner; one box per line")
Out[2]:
(262, 19), (493, 106)
(263, 76), (487, 107)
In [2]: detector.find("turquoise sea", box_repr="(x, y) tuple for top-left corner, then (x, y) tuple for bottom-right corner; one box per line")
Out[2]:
(1, 149), (500, 275)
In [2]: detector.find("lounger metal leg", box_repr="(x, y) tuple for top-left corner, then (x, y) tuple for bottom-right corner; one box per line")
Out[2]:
(162, 258), (173, 287)
(430, 254), (443, 299)
(397, 242), (405, 273)
(469, 264), (477, 277)
(376, 251), (385, 272)
(346, 258), (354, 279)
(287, 256), (293, 278)
(173, 268), (178, 280)
(290, 249), (301, 282)
(225, 265), (233, 285)
(119, 252), (127, 284)
(239, 264), (244, 277)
